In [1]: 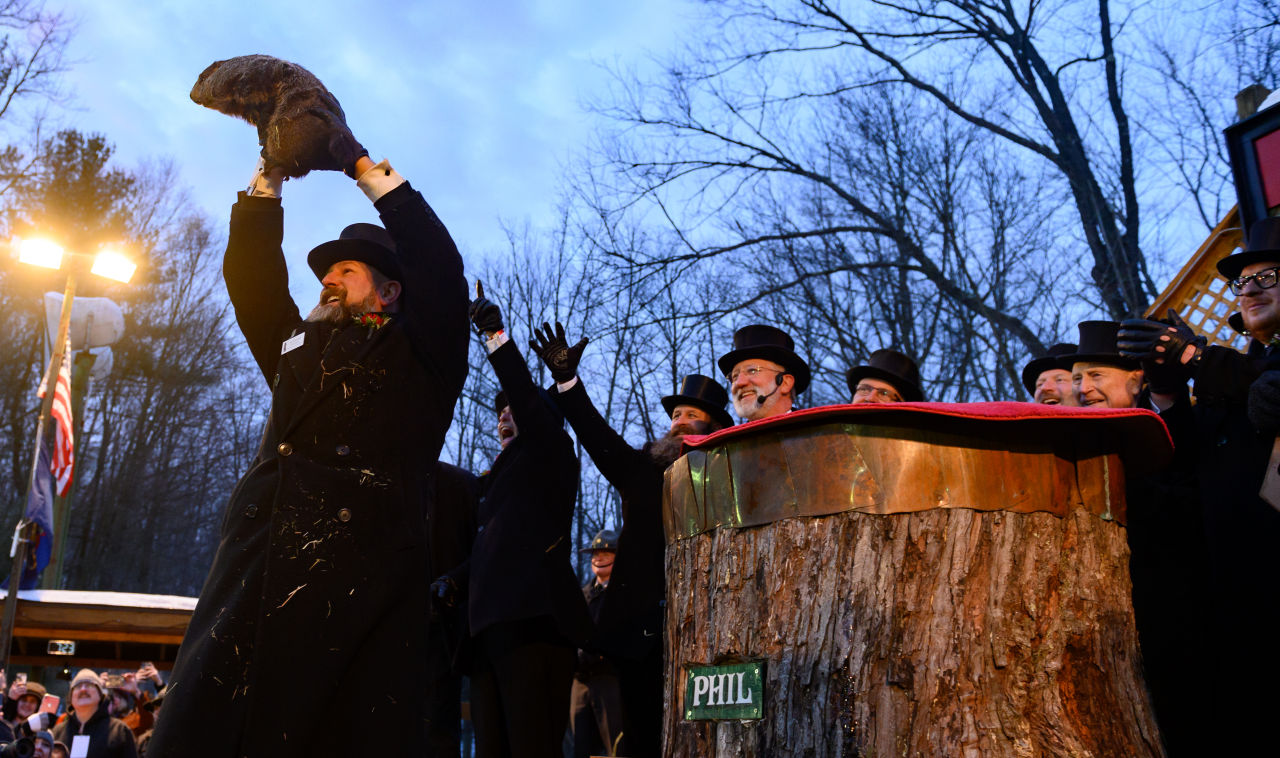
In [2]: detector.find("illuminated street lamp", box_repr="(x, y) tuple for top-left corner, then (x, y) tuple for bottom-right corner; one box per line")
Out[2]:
(0, 237), (137, 672)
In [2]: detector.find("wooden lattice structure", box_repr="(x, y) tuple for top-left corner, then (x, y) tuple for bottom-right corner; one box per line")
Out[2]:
(1147, 206), (1247, 350)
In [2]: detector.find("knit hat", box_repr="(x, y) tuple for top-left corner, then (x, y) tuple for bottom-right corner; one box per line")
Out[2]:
(34, 731), (54, 747)
(70, 668), (103, 694)
(17, 680), (47, 703)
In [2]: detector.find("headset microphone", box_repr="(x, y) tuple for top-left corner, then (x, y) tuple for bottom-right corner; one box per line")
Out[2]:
(755, 371), (786, 405)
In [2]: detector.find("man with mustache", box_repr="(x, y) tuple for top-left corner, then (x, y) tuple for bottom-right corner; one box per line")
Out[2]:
(1020, 343), (1078, 405)
(1115, 218), (1280, 754)
(150, 136), (469, 754)
(719, 325), (811, 421)
(530, 322), (733, 758)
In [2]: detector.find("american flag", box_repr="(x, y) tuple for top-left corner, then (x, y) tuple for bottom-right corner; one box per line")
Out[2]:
(37, 334), (75, 496)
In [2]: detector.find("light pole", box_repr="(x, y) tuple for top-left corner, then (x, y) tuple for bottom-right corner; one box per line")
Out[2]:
(0, 238), (135, 673)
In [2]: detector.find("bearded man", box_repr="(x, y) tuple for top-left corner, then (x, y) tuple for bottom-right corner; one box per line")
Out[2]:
(719, 325), (811, 421)
(530, 322), (733, 758)
(150, 59), (469, 757)
(1116, 218), (1280, 754)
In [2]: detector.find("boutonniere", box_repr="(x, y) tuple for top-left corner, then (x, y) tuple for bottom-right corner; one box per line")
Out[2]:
(354, 312), (392, 330)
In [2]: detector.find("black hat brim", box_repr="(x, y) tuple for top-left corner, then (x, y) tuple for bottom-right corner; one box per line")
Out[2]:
(717, 346), (811, 394)
(1021, 357), (1070, 395)
(307, 238), (403, 282)
(1217, 249), (1280, 279)
(1058, 353), (1140, 371)
(661, 394), (735, 429)
(844, 366), (923, 402)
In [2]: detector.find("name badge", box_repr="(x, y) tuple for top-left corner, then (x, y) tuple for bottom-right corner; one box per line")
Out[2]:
(70, 736), (90, 758)
(281, 332), (305, 355)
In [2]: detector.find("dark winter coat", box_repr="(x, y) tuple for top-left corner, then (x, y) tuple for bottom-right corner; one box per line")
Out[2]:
(149, 182), (469, 757)
(1178, 343), (1280, 745)
(51, 702), (138, 758)
(447, 340), (590, 645)
(553, 380), (666, 659)
(552, 379), (669, 758)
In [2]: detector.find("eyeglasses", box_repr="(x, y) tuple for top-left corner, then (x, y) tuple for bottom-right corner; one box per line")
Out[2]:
(1228, 266), (1280, 295)
(728, 364), (783, 384)
(853, 384), (901, 401)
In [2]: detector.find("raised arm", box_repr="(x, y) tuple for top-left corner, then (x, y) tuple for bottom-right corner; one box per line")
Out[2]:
(529, 321), (648, 487)
(223, 163), (301, 384)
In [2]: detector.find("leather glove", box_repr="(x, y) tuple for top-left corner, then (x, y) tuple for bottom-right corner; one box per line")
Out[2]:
(468, 281), (505, 337)
(429, 575), (459, 613)
(1118, 309), (1206, 366)
(1118, 309), (1205, 393)
(1250, 370), (1280, 432)
(529, 322), (589, 383)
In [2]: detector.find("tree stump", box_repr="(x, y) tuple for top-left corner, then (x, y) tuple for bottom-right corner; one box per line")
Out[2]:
(662, 403), (1172, 757)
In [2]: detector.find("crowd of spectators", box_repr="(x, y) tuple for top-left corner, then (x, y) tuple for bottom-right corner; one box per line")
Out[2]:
(0, 663), (164, 758)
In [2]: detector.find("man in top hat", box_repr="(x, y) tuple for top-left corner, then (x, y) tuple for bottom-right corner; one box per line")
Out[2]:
(570, 529), (626, 758)
(846, 348), (924, 404)
(719, 325), (811, 421)
(529, 321), (733, 758)
(1021, 343), (1078, 405)
(1062, 322), (1147, 408)
(151, 95), (469, 756)
(1116, 217), (1280, 753)
(434, 294), (590, 758)
(1063, 318), (1208, 756)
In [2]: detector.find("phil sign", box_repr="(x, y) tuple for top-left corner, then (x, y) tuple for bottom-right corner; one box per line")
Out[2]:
(683, 661), (764, 721)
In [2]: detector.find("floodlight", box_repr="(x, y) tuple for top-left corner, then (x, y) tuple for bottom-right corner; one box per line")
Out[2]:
(17, 238), (64, 270)
(90, 249), (137, 283)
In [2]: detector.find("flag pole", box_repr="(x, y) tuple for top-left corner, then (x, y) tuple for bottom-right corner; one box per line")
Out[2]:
(0, 269), (78, 673)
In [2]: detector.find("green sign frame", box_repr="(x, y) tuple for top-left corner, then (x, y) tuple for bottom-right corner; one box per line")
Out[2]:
(683, 661), (764, 721)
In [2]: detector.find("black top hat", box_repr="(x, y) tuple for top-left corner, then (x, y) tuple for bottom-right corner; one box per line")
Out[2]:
(844, 348), (924, 402)
(1217, 217), (1280, 279)
(661, 374), (734, 429)
(717, 325), (811, 393)
(1060, 321), (1138, 370)
(1021, 343), (1077, 395)
(581, 528), (619, 552)
(1229, 311), (1248, 335)
(307, 222), (403, 281)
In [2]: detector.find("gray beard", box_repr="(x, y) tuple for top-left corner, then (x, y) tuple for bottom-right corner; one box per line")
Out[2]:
(646, 418), (714, 468)
(646, 435), (687, 468)
(306, 290), (379, 324)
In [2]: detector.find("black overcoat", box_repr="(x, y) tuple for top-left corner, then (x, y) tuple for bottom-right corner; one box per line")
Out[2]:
(552, 381), (664, 655)
(1177, 343), (1280, 746)
(150, 182), (468, 757)
(552, 380), (667, 758)
(447, 340), (589, 645)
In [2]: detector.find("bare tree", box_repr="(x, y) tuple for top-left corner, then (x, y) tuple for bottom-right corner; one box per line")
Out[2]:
(0, 132), (260, 595)
(581, 0), (1188, 403)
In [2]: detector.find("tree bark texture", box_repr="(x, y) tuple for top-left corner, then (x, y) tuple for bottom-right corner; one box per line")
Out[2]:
(663, 405), (1170, 758)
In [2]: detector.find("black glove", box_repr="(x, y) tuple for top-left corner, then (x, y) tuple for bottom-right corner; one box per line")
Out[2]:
(468, 281), (504, 336)
(429, 575), (459, 614)
(1118, 309), (1205, 393)
(529, 322), (589, 383)
(1250, 370), (1280, 432)
(1118, 309), (1206, 366)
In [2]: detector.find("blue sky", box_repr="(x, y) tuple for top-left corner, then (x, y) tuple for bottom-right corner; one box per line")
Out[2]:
(53, 0), (698, 299)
